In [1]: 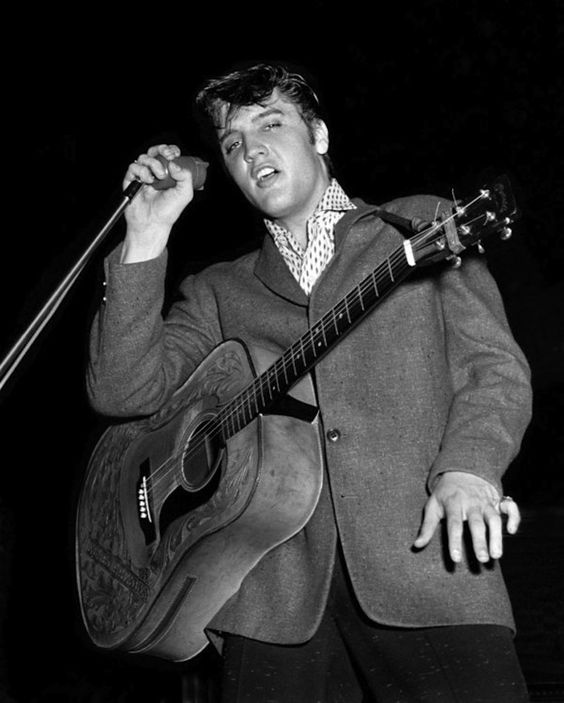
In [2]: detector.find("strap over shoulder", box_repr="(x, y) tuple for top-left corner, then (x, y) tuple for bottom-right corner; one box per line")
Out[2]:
(376, 208), (428, 238)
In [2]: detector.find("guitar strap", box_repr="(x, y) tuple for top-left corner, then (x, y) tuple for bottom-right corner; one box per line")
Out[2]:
(375, 208), (429, 238)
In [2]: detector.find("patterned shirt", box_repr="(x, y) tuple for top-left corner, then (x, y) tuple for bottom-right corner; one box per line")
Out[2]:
(264, 179), (356, 295)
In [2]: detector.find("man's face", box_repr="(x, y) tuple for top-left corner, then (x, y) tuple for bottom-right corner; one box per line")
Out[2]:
(216, 89), (330, 231)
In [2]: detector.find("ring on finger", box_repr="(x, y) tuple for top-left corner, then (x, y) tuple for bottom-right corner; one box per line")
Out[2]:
(495, 495), (514, 511)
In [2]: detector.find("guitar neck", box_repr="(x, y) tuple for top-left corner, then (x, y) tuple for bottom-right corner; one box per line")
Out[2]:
(213, 175), (518, 442)
(217, 244), (414, 441)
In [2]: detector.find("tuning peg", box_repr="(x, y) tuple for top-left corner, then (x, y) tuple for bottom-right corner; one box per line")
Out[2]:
(477, 241), (485, 254)
(500, 227), (512, 240)
(449, 255), (462, 268)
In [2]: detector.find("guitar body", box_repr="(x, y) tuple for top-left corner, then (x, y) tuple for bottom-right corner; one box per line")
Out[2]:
(75, 340), (323, 661)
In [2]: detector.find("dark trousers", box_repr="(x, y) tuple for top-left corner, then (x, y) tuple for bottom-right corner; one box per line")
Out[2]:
(220, 548), (529, 702)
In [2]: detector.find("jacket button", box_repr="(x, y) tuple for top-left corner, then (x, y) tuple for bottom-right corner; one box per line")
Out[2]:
(326, 428), (341, 443)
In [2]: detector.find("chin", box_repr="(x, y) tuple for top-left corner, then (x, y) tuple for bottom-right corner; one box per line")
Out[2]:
(255, 193), (294, 220)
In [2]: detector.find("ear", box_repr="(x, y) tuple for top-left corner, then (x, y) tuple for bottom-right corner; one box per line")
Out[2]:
(313, 119), (329, 155)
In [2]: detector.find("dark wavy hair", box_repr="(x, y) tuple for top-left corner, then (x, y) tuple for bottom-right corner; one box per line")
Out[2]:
(194, 62), (331, 170)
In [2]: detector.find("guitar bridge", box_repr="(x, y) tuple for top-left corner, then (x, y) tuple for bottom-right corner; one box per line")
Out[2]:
(138, 475), (153, 523)
(137, 460), (156, 544)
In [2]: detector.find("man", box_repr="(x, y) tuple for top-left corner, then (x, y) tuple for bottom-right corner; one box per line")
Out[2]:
(87, 63), (532, 701)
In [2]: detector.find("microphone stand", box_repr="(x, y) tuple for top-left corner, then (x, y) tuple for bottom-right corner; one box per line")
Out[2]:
(0, 180), (143, 395)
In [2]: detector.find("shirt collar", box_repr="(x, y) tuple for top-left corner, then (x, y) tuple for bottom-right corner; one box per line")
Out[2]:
(264, 179), (356, 244)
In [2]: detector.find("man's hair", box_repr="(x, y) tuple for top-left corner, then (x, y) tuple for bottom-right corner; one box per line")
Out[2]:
(194, 62), (329, 163)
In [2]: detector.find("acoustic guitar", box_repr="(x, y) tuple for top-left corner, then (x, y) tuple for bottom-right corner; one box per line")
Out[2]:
(75, 177), (517, 661)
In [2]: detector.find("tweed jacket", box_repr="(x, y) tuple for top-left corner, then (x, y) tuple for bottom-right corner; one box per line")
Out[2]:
(87, 195), (532, 646)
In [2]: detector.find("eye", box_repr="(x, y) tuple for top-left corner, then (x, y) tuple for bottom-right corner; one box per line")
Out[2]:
(225, 139), (241, 156)
(264, 121), (282, 131)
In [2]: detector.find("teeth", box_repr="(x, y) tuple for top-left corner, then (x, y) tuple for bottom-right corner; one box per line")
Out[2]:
(257, 167), (276, 180)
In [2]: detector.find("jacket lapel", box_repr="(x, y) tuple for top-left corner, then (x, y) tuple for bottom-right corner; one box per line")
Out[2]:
(253, 201), (382, 307)
(254, 233), (309, 307)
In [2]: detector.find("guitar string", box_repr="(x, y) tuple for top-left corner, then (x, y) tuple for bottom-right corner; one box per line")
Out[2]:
(146, 203), (490, 500)
(144, 199), (490, 499)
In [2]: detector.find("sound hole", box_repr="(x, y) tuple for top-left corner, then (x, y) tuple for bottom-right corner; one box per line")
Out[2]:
(156, 417), (226, 539)
(182, 419), (224, 492)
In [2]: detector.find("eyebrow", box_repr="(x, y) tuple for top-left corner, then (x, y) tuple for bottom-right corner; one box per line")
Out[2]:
(219, 107), (286, 145)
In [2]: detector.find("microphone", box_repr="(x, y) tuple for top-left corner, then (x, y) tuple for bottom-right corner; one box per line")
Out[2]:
(151, 154), (209, 191)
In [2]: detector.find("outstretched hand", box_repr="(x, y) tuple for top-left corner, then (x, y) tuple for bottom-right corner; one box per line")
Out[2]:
(413, 471), (520, 563)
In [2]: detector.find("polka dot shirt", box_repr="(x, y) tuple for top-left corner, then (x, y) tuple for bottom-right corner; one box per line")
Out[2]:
(264, 179), (356, 295)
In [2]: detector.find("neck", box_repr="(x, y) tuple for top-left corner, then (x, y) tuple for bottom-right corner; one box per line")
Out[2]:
(273, 174), (331, 248)
(281, 220), (308, 248)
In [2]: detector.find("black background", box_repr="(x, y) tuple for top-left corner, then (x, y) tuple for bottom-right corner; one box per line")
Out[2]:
(1, 2), (563, 701)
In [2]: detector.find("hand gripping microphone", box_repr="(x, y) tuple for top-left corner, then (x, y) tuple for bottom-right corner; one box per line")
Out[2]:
(124, 154), (209, 201)
(151, 154), (209, 191)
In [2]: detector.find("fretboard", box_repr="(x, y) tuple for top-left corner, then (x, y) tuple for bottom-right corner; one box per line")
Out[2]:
(216, 244), (414, 441)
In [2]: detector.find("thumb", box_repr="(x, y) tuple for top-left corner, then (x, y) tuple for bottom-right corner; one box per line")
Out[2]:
(413, 496), (443, 549)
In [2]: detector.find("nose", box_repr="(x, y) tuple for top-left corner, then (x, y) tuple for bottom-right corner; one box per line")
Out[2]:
(243, 136), (267, 162)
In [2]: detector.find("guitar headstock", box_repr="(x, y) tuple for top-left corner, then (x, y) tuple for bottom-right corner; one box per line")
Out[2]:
(411, 175), (519, 267)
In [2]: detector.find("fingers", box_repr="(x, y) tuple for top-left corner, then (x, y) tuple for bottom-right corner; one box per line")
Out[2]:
(467, 497), (521, 562)
(123, 144), (182, 190)
(146, 144), (181, 160)
(446, 511), (465, 563)
(415, 488), (521, 564)
(499, 495), (521, 534)
(468, 504), (502, 562)
(413, 495), (443, 550)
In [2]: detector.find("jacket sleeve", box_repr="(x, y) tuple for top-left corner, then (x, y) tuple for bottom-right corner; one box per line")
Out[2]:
(86, 247), (222, 418)
(427, 254), (533, 493)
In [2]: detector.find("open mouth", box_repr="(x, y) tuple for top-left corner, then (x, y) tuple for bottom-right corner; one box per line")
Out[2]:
(255, 166), (279, 185)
